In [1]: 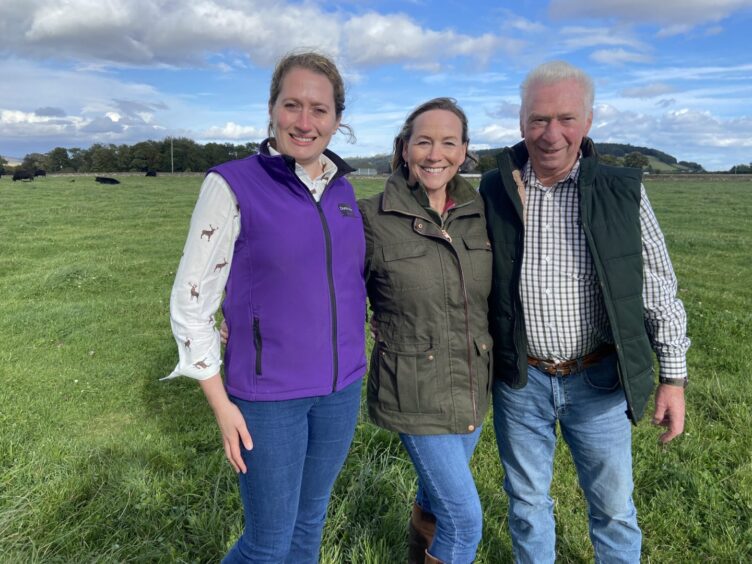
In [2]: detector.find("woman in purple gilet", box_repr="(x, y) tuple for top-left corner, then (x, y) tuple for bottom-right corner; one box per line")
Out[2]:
(166, 51), (366, 563)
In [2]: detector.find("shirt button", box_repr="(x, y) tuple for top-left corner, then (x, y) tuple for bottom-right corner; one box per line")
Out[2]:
(468, 425), (475, 432)
(544, 255), (551, 263)
(544, 288), (552, 295)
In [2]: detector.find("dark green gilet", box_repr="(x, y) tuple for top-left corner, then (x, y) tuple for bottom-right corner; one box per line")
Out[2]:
(479, 138), (654, 422)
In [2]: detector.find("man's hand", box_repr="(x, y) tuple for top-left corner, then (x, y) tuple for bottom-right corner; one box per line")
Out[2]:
(652, 384), (686, 444)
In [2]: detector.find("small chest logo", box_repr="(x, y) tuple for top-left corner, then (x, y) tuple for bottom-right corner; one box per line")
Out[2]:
(338, 203), (355, 217)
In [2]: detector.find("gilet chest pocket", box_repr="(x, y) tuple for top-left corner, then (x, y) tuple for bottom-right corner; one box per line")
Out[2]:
(381, 243), (438, 291)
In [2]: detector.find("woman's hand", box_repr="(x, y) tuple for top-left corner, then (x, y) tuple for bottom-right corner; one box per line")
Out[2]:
(212, 400), (254, 473)
(199, 373), (253, 473)
(220, 320), (229, 345)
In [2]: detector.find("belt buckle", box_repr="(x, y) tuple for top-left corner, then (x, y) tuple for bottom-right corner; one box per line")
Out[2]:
(538, 359), (564, 376)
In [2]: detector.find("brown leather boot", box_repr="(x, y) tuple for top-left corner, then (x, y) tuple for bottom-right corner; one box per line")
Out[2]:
(424, 549), (444, 564)
(408, 502), (436, 564)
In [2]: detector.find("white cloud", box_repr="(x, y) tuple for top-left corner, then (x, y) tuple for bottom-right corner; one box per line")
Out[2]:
(590, 49), (652, 64)
(560, 26), (646, 50)
(656, 24), (694, 38)
(0, 1), (514, 71)
(0, 57), (175, 151)
(472, 123), (521, 145)
(343, 12), (508, 68)
(629, 63), (752, 82)
(592, 103), (752, 169)
(621, 83), (676, 98)
(486, 101), (521, 119)
(201, 122), (266, 141)
(549, 0), (752, 29)
(504, 15), (548, 34)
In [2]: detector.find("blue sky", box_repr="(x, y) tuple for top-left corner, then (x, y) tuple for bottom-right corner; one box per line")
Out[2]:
(1, 0), (751, 171)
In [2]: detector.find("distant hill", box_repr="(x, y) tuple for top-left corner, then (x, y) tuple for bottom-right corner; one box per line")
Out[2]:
(347, 154), (393, 174)
(347, 143), (702, 174)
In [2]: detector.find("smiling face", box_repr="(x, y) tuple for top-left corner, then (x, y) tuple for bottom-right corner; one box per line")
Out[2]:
(402, 109), (467, 195)
(521, 78), (593, 186)
(269, 66), (340, 177)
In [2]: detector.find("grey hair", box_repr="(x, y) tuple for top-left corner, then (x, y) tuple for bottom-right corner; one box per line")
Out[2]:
(519, 61), (594, 119)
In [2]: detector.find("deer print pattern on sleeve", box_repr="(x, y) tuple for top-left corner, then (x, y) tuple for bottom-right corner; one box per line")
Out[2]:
(164, 173), (240, 381)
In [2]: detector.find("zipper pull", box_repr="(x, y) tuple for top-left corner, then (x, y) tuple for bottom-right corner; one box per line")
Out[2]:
(441, 229), (452, 243)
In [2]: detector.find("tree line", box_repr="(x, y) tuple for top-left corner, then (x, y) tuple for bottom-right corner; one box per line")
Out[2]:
(1, 138), (748, 176)
(3, 138), (259, 175)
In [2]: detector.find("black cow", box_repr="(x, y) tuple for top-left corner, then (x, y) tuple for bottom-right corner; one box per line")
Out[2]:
(13, 171), (34, 181)
(34, 169), (47, 177)
(95, 176), (120, 185)
(145, 170), (157, 177)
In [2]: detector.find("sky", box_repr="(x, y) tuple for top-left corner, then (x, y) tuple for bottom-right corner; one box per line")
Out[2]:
(1, 0), (751, 171)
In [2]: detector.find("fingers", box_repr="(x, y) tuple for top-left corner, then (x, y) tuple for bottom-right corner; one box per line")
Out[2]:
(223, 423), (252, 474)
(223, 438), (242, 473)
(652, 384), (686, 444)
(225, 433), (248, 474)
(239, 424), (254, 452)
(216, 403), (252, 473)
(659, 426), (681, 444)
(657, 408), (684, 444)
(657, 412), (684, 443)
(219, 320), (229, 345)
(652, 403), (667, 426)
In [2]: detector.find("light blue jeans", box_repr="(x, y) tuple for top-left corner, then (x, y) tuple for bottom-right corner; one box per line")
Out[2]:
(223, 379), (361, 564)
(400, 427), (483, 564)
(493, 355), (641, 564)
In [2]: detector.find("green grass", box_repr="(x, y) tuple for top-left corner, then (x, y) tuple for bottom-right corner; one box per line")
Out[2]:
(0, 174), (750, 562)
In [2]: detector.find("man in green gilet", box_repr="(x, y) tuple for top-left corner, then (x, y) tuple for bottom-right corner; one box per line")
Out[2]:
(480, 61), (690, 563)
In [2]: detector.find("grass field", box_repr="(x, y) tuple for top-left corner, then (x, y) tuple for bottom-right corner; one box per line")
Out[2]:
(1, 173), (750, 563)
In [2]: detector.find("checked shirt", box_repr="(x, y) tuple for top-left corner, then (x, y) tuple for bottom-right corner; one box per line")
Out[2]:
(520, 158), (689, 380)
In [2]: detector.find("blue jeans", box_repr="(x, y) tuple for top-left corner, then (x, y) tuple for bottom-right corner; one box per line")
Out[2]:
(493, 355), (641, 564)
(400, 427), (483, 564)
(223, 379), (361, 563)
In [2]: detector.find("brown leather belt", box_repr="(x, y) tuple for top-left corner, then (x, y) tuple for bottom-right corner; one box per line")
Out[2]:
(528, 344), (615, 376)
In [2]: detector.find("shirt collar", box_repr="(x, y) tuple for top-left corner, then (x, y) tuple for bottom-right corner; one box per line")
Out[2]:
(267, 144), (338, 184)
(523, 154), (582, 190)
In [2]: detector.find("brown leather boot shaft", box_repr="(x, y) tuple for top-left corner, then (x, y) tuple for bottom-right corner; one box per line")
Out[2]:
(424, 549), (444, 563)
(408, 502), (437, 564)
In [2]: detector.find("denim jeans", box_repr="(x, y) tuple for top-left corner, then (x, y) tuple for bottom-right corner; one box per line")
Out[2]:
(493, 355), (641, 564)
(400, 427), (483, 564)
(222, 379), (361, 563)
